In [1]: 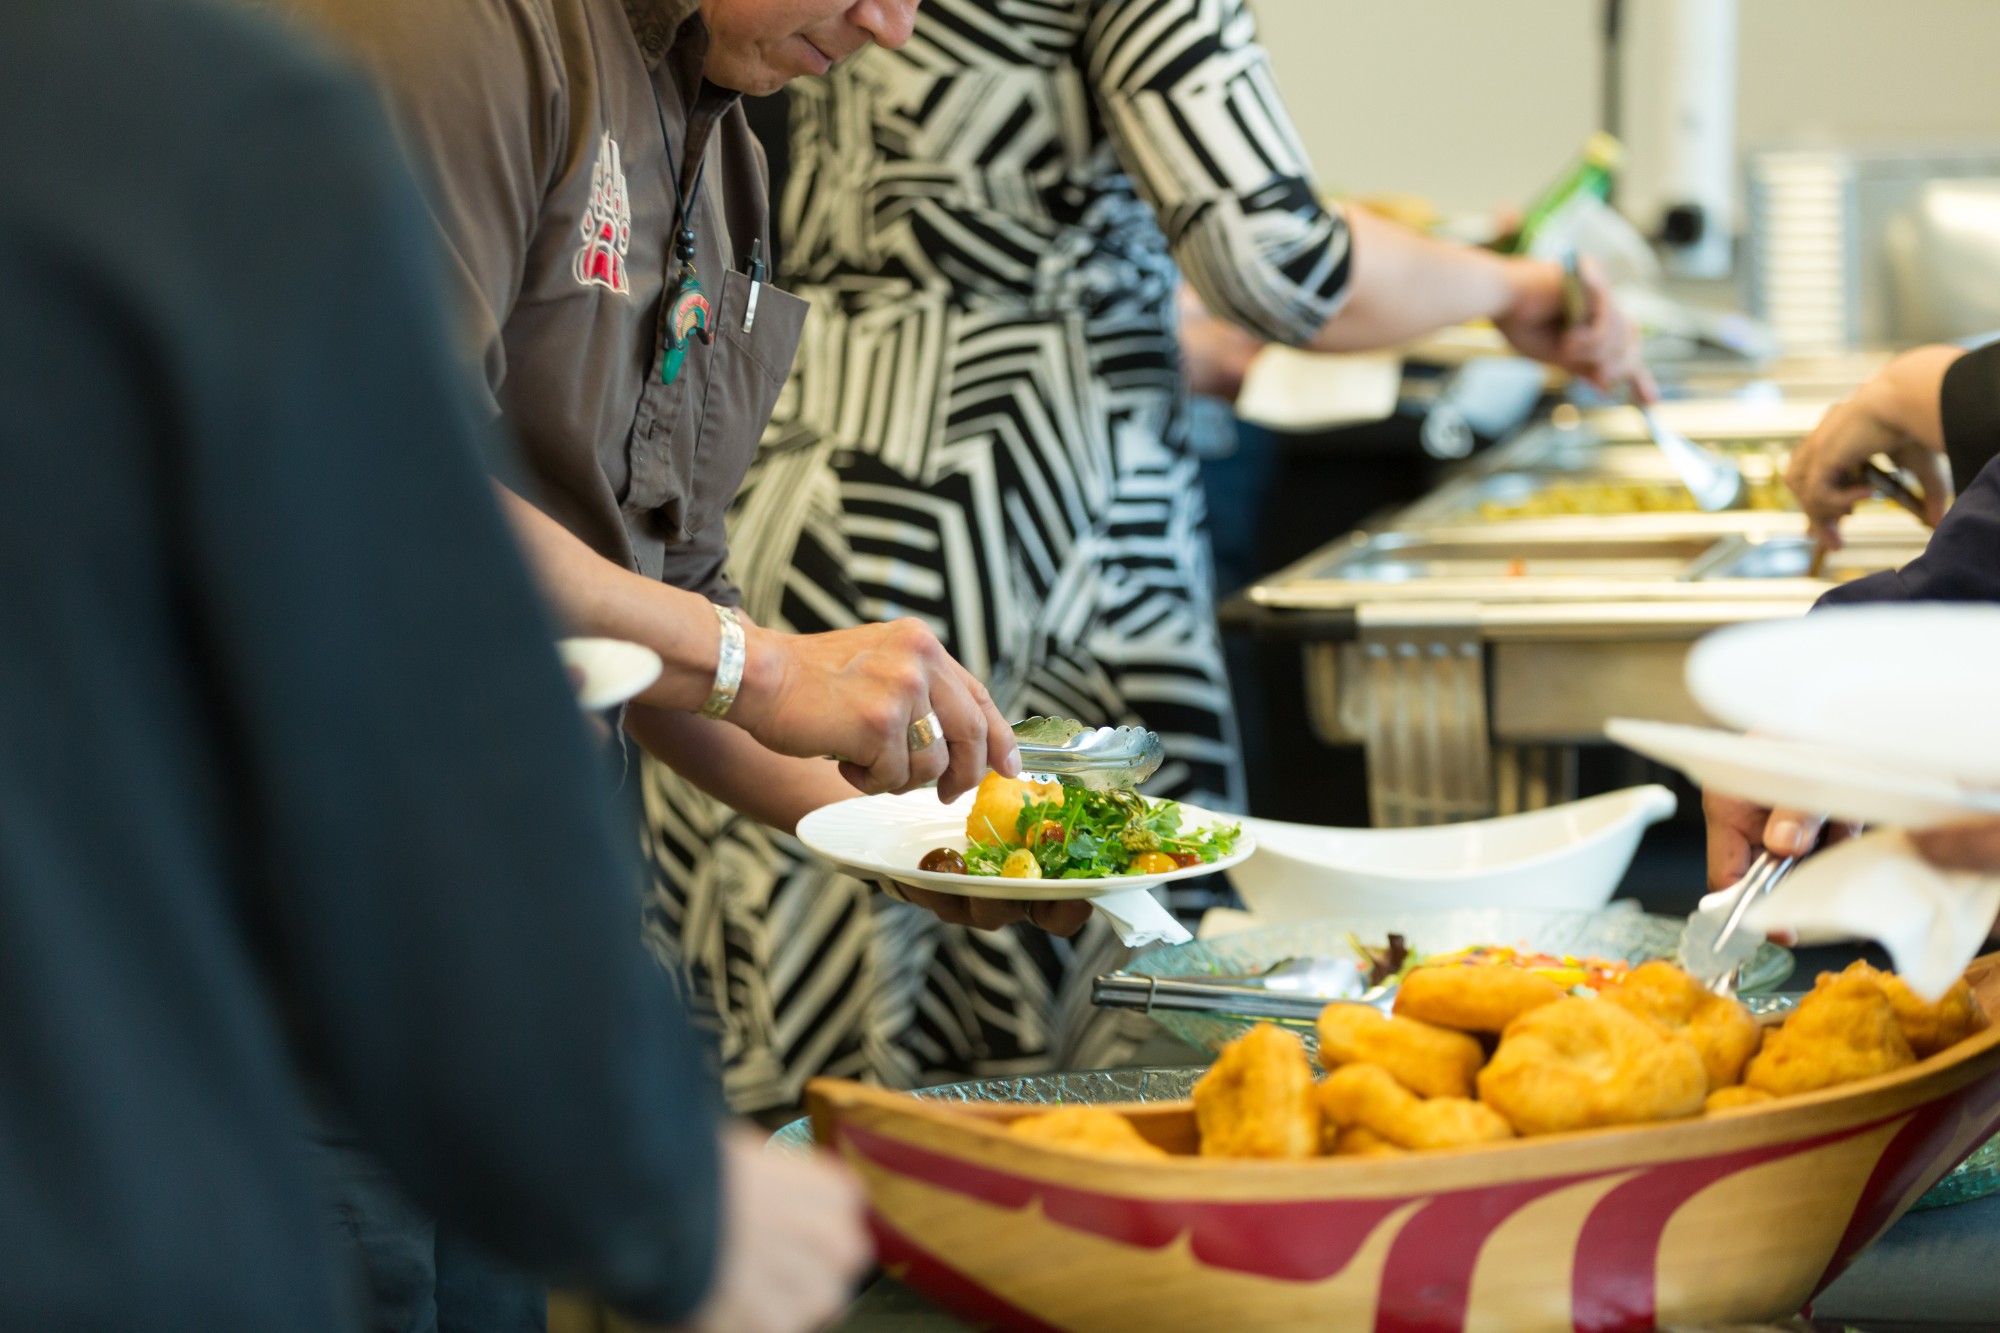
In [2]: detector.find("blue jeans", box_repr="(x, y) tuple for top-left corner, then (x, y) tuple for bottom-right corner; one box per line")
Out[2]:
(310, 1114), (546, 1333)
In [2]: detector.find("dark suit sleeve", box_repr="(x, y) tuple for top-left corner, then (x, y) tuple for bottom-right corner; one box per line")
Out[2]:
(1821, 453), (2000, 608)
(1941, 340), (2000, 490)
(177, 68), (719, 1325)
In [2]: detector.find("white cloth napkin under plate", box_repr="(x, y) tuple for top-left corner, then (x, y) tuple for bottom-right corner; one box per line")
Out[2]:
(1744, 829), (2000, 1001)
(1090, 888), (1192, 948)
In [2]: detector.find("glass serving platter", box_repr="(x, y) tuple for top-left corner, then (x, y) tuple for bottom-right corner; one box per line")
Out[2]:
(770, 1064), (1999, 1213)
(1121, 906), (1791, 1054)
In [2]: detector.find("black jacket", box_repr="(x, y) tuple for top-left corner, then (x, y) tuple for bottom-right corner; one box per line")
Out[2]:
(0, 2), (718, 1327)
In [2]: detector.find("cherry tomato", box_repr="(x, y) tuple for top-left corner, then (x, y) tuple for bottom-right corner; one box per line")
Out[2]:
(1026, 820), (1066, 847)
(1129, 851), (1176, 875)
(1168, 851), (1202, 869)
(919, 848), (968, 875)
(1001, 848), (1043, 879)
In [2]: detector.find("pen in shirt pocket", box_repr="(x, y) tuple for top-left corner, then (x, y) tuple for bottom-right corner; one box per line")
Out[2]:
(741, 238), (764, 334)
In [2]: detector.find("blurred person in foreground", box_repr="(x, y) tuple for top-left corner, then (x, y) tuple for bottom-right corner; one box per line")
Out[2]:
(0, 3), (865, 1331)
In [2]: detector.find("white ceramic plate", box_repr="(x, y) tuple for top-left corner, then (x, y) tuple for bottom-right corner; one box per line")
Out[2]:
(1688, 605), (2000, 787)
(557, 637), (662, 711)
(795, 789), (1253, 900)
(1607, 718), (2000, 828)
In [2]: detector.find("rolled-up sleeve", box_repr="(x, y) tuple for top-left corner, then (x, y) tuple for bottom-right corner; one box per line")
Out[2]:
(1083, 0), (1351, 346)
(1941, 340), (2000, 489)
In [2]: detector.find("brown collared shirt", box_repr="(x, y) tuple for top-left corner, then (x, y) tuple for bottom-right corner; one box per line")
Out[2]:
(274, 0), (808, 599)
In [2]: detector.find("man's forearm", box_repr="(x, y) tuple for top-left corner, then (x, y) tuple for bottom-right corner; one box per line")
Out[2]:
(1866, 344), (1963, 451)
(497, 487), (726, 711)
(1307, 206), (1518, 354)
(624, 703), (857, 834)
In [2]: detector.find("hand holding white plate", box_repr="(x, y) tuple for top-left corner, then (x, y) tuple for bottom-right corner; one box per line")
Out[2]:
(1607, 718), (2000, 828)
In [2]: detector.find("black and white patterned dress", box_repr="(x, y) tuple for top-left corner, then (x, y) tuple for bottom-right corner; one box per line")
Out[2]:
(643, 0), (1354, 1113)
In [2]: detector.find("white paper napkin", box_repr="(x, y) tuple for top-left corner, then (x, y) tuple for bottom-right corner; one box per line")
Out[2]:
(1744, 829), (2000, 1002)
(1090, 889), (1193, 948)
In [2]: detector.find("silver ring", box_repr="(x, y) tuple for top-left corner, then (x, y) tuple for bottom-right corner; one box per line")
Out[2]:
(907, 710), (943, 752)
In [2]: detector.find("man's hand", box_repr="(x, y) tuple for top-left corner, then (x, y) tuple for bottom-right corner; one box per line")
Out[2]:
(1493, 256), (1651, 398)
(1703, 788), (1860, 890)
(884, 881), (1092, 936)
(731, 618), (1019, 802)
(1910, 817), (2000, 875)
(1785, 350), (1959, 549)
(677, 1127), (871, 1333)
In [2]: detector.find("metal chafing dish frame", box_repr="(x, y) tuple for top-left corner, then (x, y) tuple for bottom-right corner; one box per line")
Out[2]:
(1230, 403), (1931, 828)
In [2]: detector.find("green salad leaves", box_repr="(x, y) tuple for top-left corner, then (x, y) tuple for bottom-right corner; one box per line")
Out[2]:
(963, 786), (1241, 879)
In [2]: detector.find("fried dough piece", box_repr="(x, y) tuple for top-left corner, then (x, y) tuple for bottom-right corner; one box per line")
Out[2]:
(965, 771), (1064, 846)
(1009, 1107), (1169, 1162)
(1476, 997), (1707, 1136)
(1839, 962), (1987, 1058)
(1744, 969), (1916, 1096)
(1604, 960), (1762, 1089)
(1704, 1085), (1776, 1113)
(1315, 1064), (1515, 1151)
(1316, 1003), (1485, 1099)
(1394, 963), (1567, 1034)
(1331, 1125), (1408, 1159)
(1194, 1024), (1321, 1159)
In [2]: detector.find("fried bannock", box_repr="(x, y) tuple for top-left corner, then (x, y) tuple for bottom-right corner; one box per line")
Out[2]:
(1009, 1107), (1168, 1161)
(1315, 1003), (1485, 1099)
(1394, 963), (1567, 1034)
(1744, 969), (1916, 1097)
(1604, 960), (1762, 1089)
(1315, 1064), (1515, 1151)
(965, 771), (1064, 846)
(1476, 997), (1707, 1135)
(1838, 962), (1987, 1059)
(1193, 1024), (1321, 1159)
(1331, 1125), (1408, 1158)
(1704, 1085), (1776, 1113)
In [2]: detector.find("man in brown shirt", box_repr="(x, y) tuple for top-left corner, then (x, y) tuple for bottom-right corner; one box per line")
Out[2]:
(278, 0), (1061, 851)
(265, 1), (1085, 1329)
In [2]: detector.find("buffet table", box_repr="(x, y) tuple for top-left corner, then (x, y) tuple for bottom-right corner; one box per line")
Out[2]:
(1224, 400), (1931, 827)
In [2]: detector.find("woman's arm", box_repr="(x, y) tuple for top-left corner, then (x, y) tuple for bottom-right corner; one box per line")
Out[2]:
(1085, 0), (1641, 389)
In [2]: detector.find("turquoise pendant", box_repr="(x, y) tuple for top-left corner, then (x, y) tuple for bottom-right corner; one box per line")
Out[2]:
(660, 272), (713, 386)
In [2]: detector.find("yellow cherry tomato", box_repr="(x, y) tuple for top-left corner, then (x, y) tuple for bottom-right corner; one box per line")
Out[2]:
(1001, 848), (1043, 879)
(1129, 851), (1176, 875)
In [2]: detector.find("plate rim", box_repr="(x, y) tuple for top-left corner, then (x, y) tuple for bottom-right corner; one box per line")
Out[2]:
(795, 787), (1254, 900)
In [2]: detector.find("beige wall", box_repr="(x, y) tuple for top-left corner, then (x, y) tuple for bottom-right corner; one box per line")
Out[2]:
(1256, 0), (2000, 223)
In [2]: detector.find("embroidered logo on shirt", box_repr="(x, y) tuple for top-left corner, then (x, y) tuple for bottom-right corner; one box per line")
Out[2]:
(574, 132), (633, 295)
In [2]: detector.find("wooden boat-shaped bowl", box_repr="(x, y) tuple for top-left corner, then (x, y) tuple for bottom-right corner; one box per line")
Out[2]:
(806, 955), (2000, 1332)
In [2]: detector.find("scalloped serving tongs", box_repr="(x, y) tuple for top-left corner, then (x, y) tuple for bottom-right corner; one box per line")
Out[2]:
(1011, 716), (1165, 792)
(1678, 850), (1798, 997)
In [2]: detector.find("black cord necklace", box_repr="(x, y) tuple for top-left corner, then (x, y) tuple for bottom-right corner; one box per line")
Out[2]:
(655, 97), (713, 386)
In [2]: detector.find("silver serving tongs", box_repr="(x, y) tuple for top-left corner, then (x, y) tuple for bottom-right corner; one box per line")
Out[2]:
(1091, 956), (1397, 1023)
(1559, 255), (1745, 512)
(1678, 850), (1798, 997)
(1011, 716), (1164, 792)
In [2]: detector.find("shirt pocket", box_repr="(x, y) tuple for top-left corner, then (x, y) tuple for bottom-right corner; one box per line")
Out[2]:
(686, 269), (808, 534)
(620, 270), (807, 544)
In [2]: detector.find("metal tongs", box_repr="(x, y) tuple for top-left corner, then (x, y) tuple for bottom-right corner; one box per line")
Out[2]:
(1559, 255), (1746, 512)
(1678, 851), (1797, 997)
(1092, 956), (1396, 1023)
(1011, 716), (1164, 792)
